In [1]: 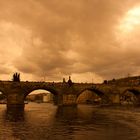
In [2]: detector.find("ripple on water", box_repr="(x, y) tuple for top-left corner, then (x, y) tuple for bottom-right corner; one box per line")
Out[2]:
(0, 104), (140, 140)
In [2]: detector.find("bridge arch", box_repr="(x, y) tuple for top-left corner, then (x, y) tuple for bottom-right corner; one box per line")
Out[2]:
(24, 87), (59, 105)
(24, 87), (58, 97)
(120, 88), (140, 105)
(0, 87), (7, 97)
(26, 89), (54, 102)
(0, 91), (7, 104)
(0, 86), (8, 105)
(76, 88), (108, 104)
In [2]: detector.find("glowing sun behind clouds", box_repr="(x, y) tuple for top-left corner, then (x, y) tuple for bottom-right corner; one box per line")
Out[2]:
(119, 6), (140, 34)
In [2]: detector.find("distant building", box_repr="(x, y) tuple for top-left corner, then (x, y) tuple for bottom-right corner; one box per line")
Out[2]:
(26, 93), (54, 103)
(43, 93), (54, 102)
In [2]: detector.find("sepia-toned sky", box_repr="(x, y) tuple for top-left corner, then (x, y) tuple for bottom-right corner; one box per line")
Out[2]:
(0, 0), (140, 82)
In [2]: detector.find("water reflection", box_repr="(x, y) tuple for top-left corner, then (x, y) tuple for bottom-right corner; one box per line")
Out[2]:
(5, 108), (25, 122)
(56, 106), (78, 119)
(54, 106), (78, 139)
(0, 104), (140, 140)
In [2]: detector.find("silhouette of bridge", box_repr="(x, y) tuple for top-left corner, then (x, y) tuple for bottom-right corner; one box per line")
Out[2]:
(1, 76), (140, 110)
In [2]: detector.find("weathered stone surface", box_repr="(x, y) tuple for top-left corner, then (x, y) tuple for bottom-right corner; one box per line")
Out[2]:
(0, 80), (140, 110)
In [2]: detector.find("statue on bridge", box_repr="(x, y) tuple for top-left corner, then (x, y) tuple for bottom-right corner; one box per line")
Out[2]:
(67, 76), (73, 86)
(12, 72), (20, 82)
(63, 78), (66, 83)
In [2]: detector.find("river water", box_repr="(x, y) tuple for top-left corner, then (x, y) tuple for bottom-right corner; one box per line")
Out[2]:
(0, 103), (140, 140)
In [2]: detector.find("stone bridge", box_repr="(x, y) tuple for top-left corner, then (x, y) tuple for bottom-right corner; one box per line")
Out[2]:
(0, 80), (140, 110)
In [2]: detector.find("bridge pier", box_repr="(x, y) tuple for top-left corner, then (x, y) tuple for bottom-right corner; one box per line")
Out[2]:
(62, 94), (77, 106)
(111, 94), (120, 104)
(59, 85), (78, 106)
(7, 104), (25, 111)
(6, 92), (25, 111)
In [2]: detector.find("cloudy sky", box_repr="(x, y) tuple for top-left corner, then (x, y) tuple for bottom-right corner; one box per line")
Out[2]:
(0, 0), (140, 82)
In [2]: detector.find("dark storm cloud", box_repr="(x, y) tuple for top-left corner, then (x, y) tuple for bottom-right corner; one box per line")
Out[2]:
(0, 0), (140, 81)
